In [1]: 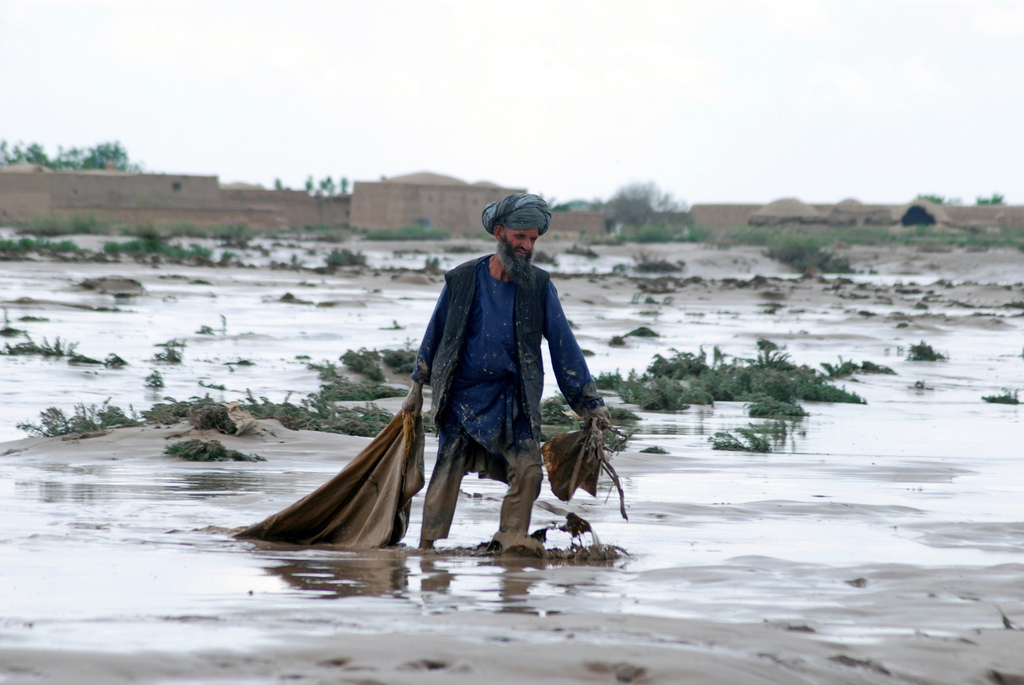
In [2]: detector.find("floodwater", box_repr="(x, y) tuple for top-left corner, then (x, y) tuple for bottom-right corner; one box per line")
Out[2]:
(2, 234), (1024, 678)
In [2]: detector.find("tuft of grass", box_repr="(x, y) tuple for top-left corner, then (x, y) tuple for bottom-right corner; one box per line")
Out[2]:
(165, 439), (264, 462)
(907, 341), (948, 361)
(153, 338), (186, 363)
(1, 335), (78, 357)
(145, 371), (165, 388)
(982, 389), (1020, 405)
(609, 335), (627, 347)
(639, 445), (668, 454)
(17, 399), (140, 437)
(625, 326), (659, 338)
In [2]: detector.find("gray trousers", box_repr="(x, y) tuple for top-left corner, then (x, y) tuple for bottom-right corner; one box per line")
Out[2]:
(420, 427), (542, 544)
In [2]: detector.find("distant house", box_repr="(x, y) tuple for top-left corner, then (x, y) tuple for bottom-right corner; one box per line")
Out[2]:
(0, 166), (605, 237)
(690, 197), (1024, 232)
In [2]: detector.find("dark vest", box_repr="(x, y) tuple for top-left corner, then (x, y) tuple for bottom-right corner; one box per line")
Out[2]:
(429, 256), (550, 441)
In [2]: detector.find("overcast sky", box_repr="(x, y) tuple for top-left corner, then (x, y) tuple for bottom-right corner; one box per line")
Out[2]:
(2, 0), (1022, 206)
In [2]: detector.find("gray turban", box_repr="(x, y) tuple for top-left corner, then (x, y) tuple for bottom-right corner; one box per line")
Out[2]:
(481, 193), (551, 235)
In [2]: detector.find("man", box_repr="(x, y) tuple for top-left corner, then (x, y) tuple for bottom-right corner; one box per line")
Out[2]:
(402, 193), (610, 551)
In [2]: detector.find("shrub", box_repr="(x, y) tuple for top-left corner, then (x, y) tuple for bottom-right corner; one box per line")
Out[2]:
(145, 371), (165, 388)
(595, 370), (624, 390)
(618, 373), (692, 411)
(381, 347), (417, 374)
(165, 439), (264, 462)
(907, 341), (947, 361)
(747, 397), (808, 418)
(765, 236), (851, 273)
(709, 424), (773, 452)
(325, 249), (366, 267)
(341, 348), (385, 381)
(17, 399), (140, 437)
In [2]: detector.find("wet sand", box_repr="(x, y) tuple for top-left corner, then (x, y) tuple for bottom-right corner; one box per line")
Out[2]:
(2, 236), (1024, 684)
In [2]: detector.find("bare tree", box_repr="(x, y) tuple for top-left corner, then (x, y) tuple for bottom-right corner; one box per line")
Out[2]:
(607, 182), (687, 226)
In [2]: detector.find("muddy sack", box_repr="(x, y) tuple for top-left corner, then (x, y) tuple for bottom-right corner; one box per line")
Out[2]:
(236, 409), (425, 547)
(542, 419), (628, 520)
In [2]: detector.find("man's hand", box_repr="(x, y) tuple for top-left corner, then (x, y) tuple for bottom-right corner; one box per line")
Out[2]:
(402, 381), (423, 417)
(585, 404), (612, 430)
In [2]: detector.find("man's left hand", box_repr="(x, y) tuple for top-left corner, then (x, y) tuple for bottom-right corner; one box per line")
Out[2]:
(585, 405), (612, 430)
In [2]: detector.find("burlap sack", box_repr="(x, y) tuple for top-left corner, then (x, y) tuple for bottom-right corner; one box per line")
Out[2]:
(236, 409), (425, 547)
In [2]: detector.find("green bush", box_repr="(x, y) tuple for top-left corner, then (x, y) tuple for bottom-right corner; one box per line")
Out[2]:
(709, 424), (774, 452)
(907, 341), (947, 361)
(18, 399), (140, 437)
(341, 348), (385, 381)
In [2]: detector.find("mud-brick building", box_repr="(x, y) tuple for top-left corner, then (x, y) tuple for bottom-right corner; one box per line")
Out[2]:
(349, 171), (607, 237)
(691, 197), (1024, 232)
(0, 164), (350, 229)
(0, 165), (605, 237)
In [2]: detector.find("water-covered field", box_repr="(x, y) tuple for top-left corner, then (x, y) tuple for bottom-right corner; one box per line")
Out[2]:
(2, 234), (1023, 683)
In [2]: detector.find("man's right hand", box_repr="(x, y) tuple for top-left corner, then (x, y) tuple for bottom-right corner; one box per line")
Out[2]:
(402, 381), (423, 417)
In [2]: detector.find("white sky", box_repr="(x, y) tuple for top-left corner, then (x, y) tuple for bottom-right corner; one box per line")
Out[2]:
(1, 0), (1022, 206)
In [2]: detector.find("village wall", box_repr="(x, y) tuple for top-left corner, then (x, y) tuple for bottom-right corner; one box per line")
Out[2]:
(548, 210), (607, 237)
(349, 180), (525, 235)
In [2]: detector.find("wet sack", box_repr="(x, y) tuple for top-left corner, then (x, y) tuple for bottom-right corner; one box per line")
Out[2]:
(541, 418), (628, 520)
(236, 409), (425, 547)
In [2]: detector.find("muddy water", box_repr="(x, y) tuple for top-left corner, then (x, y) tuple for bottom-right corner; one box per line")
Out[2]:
(1, 238), (1023, 664)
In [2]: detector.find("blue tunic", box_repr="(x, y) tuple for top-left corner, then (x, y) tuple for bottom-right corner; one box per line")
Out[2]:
(413, 259), (601, 458)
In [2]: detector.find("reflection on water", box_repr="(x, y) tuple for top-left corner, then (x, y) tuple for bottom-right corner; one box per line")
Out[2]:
(261, 547), (603, 615)
(267, 551), (411, 599)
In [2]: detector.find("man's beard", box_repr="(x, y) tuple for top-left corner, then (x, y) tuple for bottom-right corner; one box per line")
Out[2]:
(496, 236), (535, 286)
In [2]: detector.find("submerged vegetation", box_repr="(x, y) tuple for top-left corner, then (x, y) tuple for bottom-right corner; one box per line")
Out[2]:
(709, 421), (789, 453)
(164, 439), (264, 462)
(982, 389), (1020, 405)
(907, 341), (948, 362)
(605, 341), (864, 417)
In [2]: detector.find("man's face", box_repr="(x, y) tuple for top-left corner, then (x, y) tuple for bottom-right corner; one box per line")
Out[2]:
(495, 226), (539, 259)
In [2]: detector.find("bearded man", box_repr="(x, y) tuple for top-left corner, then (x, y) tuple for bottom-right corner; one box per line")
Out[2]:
(402, 193), (610, 551)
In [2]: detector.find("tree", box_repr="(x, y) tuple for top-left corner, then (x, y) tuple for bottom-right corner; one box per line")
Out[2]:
(340, 177), (349, 194)
(916, 194), (962, 206)
(318, 176), (336, 195)
(305, 175), (315, 194)
(607, 182), (687, 227)
(976, 193), (1005, 206)
(0, 139), (142, 172)
(274, 178), (285, 190)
